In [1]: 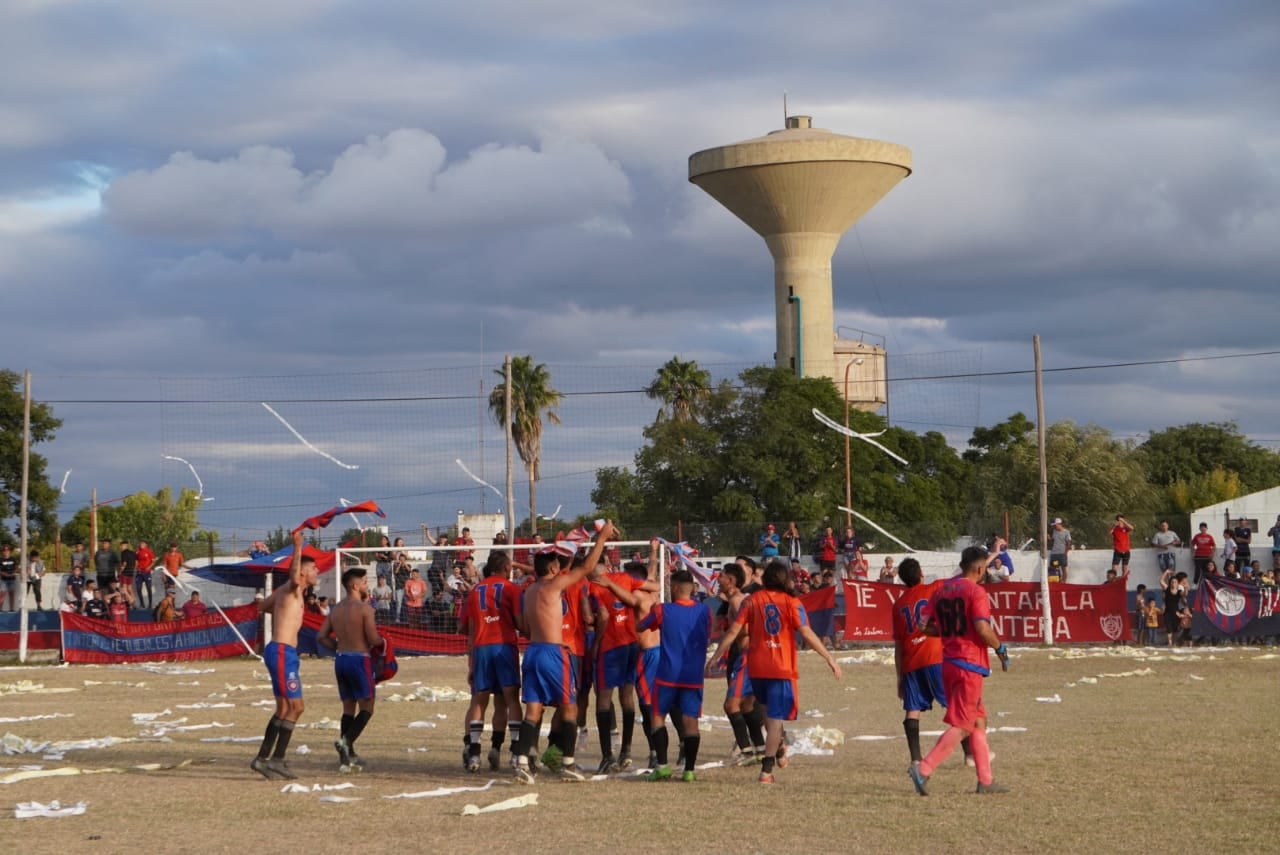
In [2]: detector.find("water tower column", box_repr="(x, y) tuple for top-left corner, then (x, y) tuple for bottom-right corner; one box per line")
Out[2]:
(767, 232), (839, 379)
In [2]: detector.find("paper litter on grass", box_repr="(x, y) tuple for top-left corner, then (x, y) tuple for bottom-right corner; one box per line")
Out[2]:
(407, 721), (437, 729)
(0, 681), (78, 696)
(200, 736), (258, 743)
(83, 680), (146, 688)
(384, 780), (503, 799)
(176, 702), (234, 710)
(1188, 674), (1205, 681)
(384, 686), (468, 703)
(15, 800), (88, 818)
(787, 726), (844, 756)
(803, 709), (826, 718)
(462, 793), (537, 815)
(131, 710), (174, 722)
(320, 795), (363, 803)
(295, 745), (311, 755)
(304, 717), (341, 731)
(1036, 694), (1062, 703)
(121, 664), (214, 676)
(851, 735), (896, 741)
(0, 713), (74, 724)
(1, 768), (86, 785)
(836, 649), (896, 666)
(2, 733), (165, 757)
(281, 782), (357, 793)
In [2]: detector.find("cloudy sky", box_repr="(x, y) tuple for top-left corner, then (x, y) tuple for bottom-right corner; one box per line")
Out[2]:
(3, 1), (1278, 541)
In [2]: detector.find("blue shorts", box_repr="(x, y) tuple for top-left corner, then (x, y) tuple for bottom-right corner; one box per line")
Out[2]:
(334, 652), (375, 702)
(597, 643), (639, 691)
(471, 643), (520, 694)
(902, 663), (947, 712)
(655, 684), (703, 719)
(752, 677), (798, 721)
(636, 646), (660, 707)
(726, 654), (754, 700)
(265, 641), (303, 700)
(521, 643), (577, 706)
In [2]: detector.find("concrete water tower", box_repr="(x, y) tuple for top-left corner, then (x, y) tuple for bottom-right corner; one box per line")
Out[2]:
(688, 115), (911, 404)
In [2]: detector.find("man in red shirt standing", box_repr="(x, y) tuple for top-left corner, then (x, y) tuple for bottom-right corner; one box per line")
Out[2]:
(134, 540), (156, 610)
(1110, 515), (1134, 577)
(1189, 522), (1216, 585)
(707, 560), (841, 784)
(910, 546), (1011, 796)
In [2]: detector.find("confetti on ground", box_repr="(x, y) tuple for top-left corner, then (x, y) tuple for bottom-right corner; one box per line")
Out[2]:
(295, 745), (311, 755)
(1189, 674), (1205, 681)
(15, 800), (88, 818)
(1036, 694), (1063, 703)
(992, 727), (1027, 733)
(83, 680), (147, 688)
(176, 702), (235, 710)
(280, 782), (357, 793)
(0, 714), (74, 724)
(131, 711), (177, 723)
(2, 733), (167, 756)
(407, 722), (438, 729)
(851, 735), (896, 741)
(462, 793), (537, 815)
(0, 681), (78, 696)
(384, 780), (503, 799)
(123, 665), (215, 676)
(320, 795), (363, 803)
(200, 736), (259, 743)
(788, 726), (845, 755)
(304, 718), (341, 731)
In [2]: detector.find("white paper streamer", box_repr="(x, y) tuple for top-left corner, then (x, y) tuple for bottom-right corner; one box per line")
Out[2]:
(262, 402), (359, 469)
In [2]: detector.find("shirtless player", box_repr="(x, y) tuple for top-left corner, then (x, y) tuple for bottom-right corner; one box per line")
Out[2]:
(510, 520), (616, 783)
(252, 530), (318, 780)
(318, 566), (384, 772)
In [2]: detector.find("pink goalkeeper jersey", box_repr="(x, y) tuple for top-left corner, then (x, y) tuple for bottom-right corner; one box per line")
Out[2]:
(924, 576), (992, 676)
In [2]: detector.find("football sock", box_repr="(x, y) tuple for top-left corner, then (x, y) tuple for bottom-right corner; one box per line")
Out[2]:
(970, 727), (994, 786)
(761, 755), (776, 774)
(507, 721), (521, 751)
(744, 706), (766, 750)
(729, 712), (751, 750)
(682, 735), (700, 772)
(904, 718), (922, 762)
(652, 726), (669, 766)
(639, 704), (656, 751)
(621, 708), (636, 754)
(271, 719), (295, 760)
(257, 717), (280, 760)
(340, 713), (354, 742)
(919, 726), (965, 777)
(349, 710), (371, 748)
(514, 719), (538, 759)
(468, 719), (484, 756)
(596, 710), (614, 759)
(560, 722), (579, 765)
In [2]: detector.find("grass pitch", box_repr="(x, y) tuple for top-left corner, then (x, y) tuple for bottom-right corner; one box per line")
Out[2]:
(2, 645), (1278, 854)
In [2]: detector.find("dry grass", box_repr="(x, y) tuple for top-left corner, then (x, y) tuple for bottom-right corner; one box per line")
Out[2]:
(2, 645), (1278, 855)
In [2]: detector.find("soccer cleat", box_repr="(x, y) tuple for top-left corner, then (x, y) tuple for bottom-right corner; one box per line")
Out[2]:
(264, 758), (297, 780)
(908, 762), (930, 796)
(646, 764), (673, 782)
(596, 757), (617, 775)
(776, 740), (789, 769)
(646, 751), (658, 771)
(251, 757), (281, 780)
(557, 763), (586, 782)
(681, 770), (696, 783)
(335, 737), (352, 768)
(975, 781), (1011, 794)
(757, 772), (776, 784)
(616, 752), (633, 771)
(734, 749), (761, 767)
(540, 744), (563, 772)
(466, 755), (481, 773)
(527, 749), (541, 771)
(487, 747), (501, 772)
(348, 754), (365, 772)
(513, 764), (536, 785)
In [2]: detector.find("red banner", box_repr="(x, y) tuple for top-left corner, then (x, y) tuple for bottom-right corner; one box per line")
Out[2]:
(842, 579), (1129, 643)
(61, 604), (261, 663)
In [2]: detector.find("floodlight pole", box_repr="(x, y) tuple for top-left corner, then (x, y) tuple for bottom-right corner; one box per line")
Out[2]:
(843, 360), (854, 530)
(504, 354), (516, 546)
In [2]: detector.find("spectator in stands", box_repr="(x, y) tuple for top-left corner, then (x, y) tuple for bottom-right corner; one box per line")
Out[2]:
(428, 535), (450, 593)
(783, 521), (803, 562)
(454, 527), (475, 563)
(403, 568), (428, 626)
(789, 559), (811, 588)
(83, 584), (108, 619)
(108, 586), (129, 623)
(154, 589), (178, 622)
(1105, 569), (1120, 583)
(162, 542), (185, 586)
(493, 530), (508, 546)
(372, 577), (394, 621)
(984, 556), (1010, 583)
(1133, 584), (1148, 644)
(1202, 559), (1219, 578)
(65, 563), (86, 604)
(758, 524), (780, 561)
(374, 535), (393, 587)
(25, 549), (45, 610)
(987, 535), (1015, 579)
(181, 590), (208, 619)
(1221, 528), (1238, 568)
(815, 569), (835, 589)
(69, 542), (88, 575)
(93, 538), (119, 590)
(249, 541), (269, 560)
(1143, 597), (1161, 645)
(448, 562), (473, 598)
(1232, 518), (1253, 570)
(1190, 523), (1216, 585)
(1049, 518), (1072, 583)
(1223, 560), (1239, 579)
(878, 556), (896, 583)
(1161, 570), (1189, 648)
(0, 544), (19, 611)
(1110, 515), (1134, 576)
(305, 591), (321, 613)
(316, 596), (330, 616)
(1151, 521), (1181, 572)
(59, 593), (80, 614)
(118, 540), (137, 597)
(134, 540), (156, 609)
(426, 587), (453, 632)
(816, 526), (838, 573)
(838, 527), (861, 574)
(1268, 515), (1280, 571)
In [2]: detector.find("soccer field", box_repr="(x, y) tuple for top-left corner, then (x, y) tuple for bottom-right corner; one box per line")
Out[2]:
(2, 646), (1277, 855)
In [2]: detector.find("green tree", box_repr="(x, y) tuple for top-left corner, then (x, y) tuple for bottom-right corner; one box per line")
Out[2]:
(99, 487), (205, 548)
(264, 525), (291, 552)
(645, 356), (712, 423)
(489, 356), (562, 536)
(1139, 422), (1280, 493)
(1167, 466), (1243, 515)
(0, 369), (62, 543)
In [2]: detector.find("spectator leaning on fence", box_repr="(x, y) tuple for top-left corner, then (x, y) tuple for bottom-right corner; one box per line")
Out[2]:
(1048, 518), (1072, 582)
(1232, 518), (1252, 569)
(1190, 523), (1216, 585)
(1151, 522), (1182, 572)
(1267, 515), (1280, 571)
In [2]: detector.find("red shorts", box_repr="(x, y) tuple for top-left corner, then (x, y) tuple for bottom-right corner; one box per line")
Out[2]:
(941, 662), (987, 730)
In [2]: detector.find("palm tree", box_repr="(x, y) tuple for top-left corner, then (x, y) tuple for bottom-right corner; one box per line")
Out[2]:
(489, 356), (562, 535)
(645, 356), (711, 422)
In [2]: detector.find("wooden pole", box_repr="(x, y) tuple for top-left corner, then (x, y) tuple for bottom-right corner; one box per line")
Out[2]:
(18, 370), (32, 662)
(1034, 336), (1054, 645)
(90, 487), (98, 563)
(504, 355), (516, 542)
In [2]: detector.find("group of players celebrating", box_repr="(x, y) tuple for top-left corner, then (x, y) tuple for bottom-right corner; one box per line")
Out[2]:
(251, 523), (1011, 795)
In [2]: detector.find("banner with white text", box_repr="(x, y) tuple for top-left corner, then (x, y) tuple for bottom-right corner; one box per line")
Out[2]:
(841, 580), (1129, 643)
(61, 605), (261, 663)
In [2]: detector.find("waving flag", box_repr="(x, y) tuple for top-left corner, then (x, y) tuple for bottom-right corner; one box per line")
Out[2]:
(293, 500), (386, 533)
(800, 583), (837, 640)
(1196, 575), (1280, 637)
(657, 538), (718, 593)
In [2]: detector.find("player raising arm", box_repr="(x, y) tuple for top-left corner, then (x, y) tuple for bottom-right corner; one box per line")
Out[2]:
(252, 530), (318, 780)
(318, 567), (384, 772)
(909, 545), (1011, 796)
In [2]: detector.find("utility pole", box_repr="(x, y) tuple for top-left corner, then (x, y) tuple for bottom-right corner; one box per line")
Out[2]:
(1034, 336), (1053, 645)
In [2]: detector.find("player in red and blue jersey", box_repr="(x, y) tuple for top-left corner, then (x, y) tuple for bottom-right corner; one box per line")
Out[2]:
(717, 563), (766, 763)
(709, 560), (841, 784)
(637, 570), (712, 782)
(589, 557), (658, 773)
(909, 546), (1011, 796)
(460, 551), (523, 773)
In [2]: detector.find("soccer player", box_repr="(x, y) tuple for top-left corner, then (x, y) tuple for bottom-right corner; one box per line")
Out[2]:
(589, 557), (658, 773)
(638, 570), (712, 782)
(318, 567), (384, 772)
(717, 563), (766, 763)
(252, 530), (318, 780)
(908, 546), (1011, 796)
(893, 558), (978, 769)
(708, 560), (842, 784)
(631, 579), (662, 769)
(541, 547), (595, 772)
(510, 521), (615, 783)
(459, 551), (523, 773)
